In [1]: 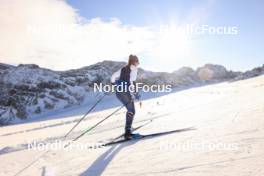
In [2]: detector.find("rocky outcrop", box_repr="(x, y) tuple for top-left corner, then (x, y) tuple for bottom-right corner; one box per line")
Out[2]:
(0, 64), (86, 125)
(196, 64), (241, 82)
(233, 64), (264, 80)
(0, 60), (262, 125)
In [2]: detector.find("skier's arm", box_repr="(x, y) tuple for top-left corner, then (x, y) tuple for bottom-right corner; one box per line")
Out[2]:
(129, 68), (138, 92)
(130, 68), (137, 84)
(111, 69), (121, 83)
(130, 68), (141, 100)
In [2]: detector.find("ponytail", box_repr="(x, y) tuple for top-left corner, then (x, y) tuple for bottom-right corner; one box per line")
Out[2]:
(128, 55), (139, 66)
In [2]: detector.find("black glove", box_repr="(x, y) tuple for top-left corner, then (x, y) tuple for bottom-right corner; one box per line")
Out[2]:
(134, 92), (141, 100)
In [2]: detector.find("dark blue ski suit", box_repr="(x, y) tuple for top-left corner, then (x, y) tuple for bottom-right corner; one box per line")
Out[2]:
(111, 65), (138, 131)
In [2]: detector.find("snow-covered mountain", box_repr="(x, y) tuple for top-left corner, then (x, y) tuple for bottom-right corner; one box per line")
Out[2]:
(0, 61), (262, 125)
(1, 73), (264, 176)
(0, 64), (86, 124)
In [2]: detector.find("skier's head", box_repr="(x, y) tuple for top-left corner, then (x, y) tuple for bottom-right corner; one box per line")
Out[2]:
(128, 54), (139, 67)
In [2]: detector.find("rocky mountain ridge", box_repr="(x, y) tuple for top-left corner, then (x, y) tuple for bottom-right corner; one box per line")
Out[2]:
(0, 61), (263, 125)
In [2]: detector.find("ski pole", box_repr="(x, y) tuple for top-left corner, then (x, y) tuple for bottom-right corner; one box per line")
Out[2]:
(64, 94), (106, 138)
(64, 100), (132, 148)
(14, 94), (107, 176)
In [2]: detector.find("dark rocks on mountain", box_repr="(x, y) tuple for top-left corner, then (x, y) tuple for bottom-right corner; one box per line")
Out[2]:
(37, 81), (65, 89)
(49, 90), (69, 100)
(0, 60), (262, 124)
(44, 100), (55, 110)
(35, 106), (41, 114)
(234, 64), (264, 80)
(18, 64), (40, 69)
(0, 63), (14, 70)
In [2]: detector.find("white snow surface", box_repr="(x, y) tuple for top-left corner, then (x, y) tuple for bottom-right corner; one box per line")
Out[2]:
(0, 75), (264, 176)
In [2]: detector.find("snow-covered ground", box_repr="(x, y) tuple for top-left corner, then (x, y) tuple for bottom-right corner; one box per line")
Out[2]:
(1, 75), (264, 176)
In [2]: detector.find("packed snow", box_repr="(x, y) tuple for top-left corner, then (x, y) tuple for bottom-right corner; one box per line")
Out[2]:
(0, 75), (264, 176)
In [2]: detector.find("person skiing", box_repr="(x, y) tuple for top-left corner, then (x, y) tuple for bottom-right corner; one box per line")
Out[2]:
(111, 54), (141, 140)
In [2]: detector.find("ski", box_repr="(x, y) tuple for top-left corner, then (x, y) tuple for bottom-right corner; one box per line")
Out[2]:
(109, 119), (153, 142)
(104, 112), (172, 143)
(102, 127), (196, 146)
(91, 119), (154, 149)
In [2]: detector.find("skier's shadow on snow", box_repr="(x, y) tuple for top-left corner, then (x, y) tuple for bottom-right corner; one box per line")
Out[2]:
(79, 140), (138, 176)
(79, 127), (196, 176)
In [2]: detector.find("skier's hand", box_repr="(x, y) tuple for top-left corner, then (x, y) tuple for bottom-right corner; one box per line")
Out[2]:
(134, 92), (141, 100)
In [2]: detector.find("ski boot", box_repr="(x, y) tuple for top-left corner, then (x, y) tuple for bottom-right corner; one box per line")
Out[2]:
(124, 129), (141, 140)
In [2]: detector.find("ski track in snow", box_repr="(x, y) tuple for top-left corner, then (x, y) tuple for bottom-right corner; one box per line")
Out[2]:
(1, 75), (264, 176)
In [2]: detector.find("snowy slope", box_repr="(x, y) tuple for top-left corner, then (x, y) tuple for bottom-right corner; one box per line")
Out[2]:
(0, 61), (242, 124)
(1, 75), (264, 176)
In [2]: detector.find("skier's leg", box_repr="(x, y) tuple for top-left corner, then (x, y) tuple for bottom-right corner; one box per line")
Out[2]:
(123, 93), (136, 139)
(125, 100), (135, 131)
(116, 92), (135, 138)
(116, 91), (131, 107)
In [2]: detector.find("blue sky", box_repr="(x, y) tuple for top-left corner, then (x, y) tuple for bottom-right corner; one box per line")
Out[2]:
(1, 0), (263, 71)
(66, 0), (264, 71)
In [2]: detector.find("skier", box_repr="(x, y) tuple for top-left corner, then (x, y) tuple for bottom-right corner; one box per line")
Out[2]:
(111, 54), (141, 140)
